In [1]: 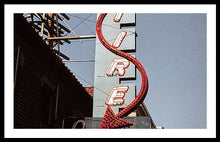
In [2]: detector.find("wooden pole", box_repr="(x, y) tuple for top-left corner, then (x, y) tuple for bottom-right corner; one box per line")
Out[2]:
(47, 13), (53, 48)
(45, 35), (96, 40)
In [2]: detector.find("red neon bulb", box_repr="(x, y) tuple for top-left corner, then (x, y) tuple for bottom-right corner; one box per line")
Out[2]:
(100, 105), (132, 129)
(96, 13), (149, 128)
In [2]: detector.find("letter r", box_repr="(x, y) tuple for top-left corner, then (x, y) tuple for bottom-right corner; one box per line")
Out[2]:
(106, 58), (130, 76)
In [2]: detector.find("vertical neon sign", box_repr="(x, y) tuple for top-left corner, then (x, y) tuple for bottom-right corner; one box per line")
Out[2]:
(94, 13), (148, 128)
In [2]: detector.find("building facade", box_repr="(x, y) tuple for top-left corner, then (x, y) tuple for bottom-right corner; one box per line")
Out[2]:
(14, 14), (93, 128)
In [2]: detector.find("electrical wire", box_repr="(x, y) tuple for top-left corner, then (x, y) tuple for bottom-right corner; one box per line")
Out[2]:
(58, 13), (95, 58)
(68, 14), (137, 47)
(67, 13), (95, 35)
(59, 13), (136, 106)
(61, 13), (136, 58)
(72, 14), (93, 31)
(67, 63), (130, 106)
(69, 14), (136, 35)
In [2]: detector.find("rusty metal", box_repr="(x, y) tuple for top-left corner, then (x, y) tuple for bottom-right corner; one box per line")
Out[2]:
(47, 13), (53, 47)
(26, 13), (71, 46)
(45, 13), (70, 33)
(40, 13), (45, 37)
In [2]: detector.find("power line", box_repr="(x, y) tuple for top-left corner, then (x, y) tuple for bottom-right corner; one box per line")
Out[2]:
(58, 13), (95, 58)
(69, 14), (136, 35)
(63, 60), (95, 62)
(58, 14), (135, 106)
(67, 64), (130, 106)
(59, 14), (137, 60)
(67, 14), (137, 47)
(67, 13), (96, 35)
(72, 14), (93, 31)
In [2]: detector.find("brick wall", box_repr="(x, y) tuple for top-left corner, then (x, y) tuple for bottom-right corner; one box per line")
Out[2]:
(14, 14), (92, 128)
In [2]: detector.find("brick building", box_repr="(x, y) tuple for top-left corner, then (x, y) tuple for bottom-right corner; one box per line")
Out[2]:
(14, 14), (93, 128)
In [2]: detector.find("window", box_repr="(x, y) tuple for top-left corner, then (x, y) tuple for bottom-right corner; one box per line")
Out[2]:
(40, 83), (56, 127)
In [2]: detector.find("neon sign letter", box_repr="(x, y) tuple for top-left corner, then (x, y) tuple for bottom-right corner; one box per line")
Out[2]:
(105, 86), (129, 106)
(112, 31), (127, 48)
(106, 58), (130, 76)
(113, 13), (123, 22)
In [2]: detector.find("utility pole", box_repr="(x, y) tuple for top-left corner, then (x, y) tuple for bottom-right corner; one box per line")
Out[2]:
(47, 13), (53, 48)
(25, 13), (96, 61)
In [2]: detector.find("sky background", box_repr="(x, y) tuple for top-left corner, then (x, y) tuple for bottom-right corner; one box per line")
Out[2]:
(58, 13), (207, 129)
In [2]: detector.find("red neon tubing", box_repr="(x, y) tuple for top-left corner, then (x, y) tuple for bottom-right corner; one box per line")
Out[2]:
(96, 13), (148, 118)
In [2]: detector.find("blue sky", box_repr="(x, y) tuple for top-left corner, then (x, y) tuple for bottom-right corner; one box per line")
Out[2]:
(58, 13), (206, 129)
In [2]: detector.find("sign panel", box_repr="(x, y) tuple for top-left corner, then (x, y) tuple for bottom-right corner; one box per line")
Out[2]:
(93, 13), (137, 117)
(94, 13), (148, 128)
